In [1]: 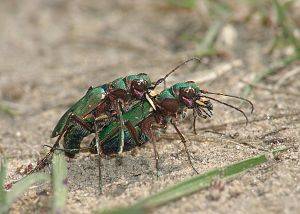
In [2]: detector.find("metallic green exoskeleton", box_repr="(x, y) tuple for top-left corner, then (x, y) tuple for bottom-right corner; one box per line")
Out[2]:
(86, 81), (213, 155)
(65, 82), (212, 154)
(50, 73), (153, 157)
(51, 85), (107, 138)
(55, 78), (253, 158)
(52, 57), (202, 143)
(90, 101), (153, 154)
(51, 73), (151, 138)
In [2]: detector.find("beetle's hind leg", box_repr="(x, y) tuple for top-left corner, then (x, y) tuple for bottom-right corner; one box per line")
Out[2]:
(29, 114), (94, 175)
(94, 123), (104, 194)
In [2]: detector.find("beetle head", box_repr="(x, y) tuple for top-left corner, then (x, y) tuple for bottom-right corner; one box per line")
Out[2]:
(127, 73), (151, 99)
(171, 81), (214, 117)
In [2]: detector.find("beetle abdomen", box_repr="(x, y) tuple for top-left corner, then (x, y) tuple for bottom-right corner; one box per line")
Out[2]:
(63, 125), (91, 158)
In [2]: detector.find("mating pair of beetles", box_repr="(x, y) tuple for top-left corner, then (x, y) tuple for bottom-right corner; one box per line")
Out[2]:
(33, 58), (254, 191)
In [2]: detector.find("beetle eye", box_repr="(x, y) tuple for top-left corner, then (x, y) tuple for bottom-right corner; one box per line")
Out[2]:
(182, 88), (195, 98)
(133, 80), (146, 91)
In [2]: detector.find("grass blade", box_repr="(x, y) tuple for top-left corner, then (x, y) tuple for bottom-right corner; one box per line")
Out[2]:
(0, 159), (8, 212)
(273, 0), (300, 51)
(0, 103), (18, 118)
(196, 20), (223, 58)
(52, 151), (68, 213)
(99, 147), (287, 214)
(167, 0), (197, 9)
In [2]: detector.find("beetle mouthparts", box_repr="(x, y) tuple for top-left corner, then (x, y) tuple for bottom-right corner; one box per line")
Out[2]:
(149, 89), (158, 97)
(145, 93), (156, 110)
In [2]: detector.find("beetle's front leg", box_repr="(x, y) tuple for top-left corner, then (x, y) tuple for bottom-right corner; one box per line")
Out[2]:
(140, 116), (162, 177)
(170, 120), (199, 174)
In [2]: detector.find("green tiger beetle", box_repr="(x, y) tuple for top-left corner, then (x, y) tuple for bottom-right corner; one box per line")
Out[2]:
(30, 58), (201, 175)
(59, 81), (253, 191)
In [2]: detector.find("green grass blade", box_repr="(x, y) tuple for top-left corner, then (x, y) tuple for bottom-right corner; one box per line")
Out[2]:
(6, 173), (49, 205)
(0, 158), (8, 212)
(273, 0), (300, 51)
(52, 152), (68, 213)
(167, 0), (197, 9)
(98, 147), (287, 214)
(0, 103), (18, 118)
(101, 206), (145, 214)
(196, 20), (223, 58)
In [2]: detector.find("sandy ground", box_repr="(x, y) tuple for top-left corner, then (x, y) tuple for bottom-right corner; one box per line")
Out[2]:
(0, 1), (299, 213)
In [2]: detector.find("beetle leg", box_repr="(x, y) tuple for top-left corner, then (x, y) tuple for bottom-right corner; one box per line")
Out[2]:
(124, 121), (143, 146)
(43, 145), (93, 153)
(29, 113), (94, 175)
(29, 114), (72, 174)
(140, 116), (161, 177)
(116, 101), (125, 154)
(94, 123), (103, 194)
(192, 109), (197, 135)
(171, 121), (199, 174)
(151, 137), (161, 178)
(148, 128), (161, 177)
(68, 114), (94, 133)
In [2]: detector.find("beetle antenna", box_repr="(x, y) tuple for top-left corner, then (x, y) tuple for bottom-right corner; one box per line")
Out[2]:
(201, 90), (254, 113)
(202, 95), (249, 125)
(153, 57), (201, 89)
